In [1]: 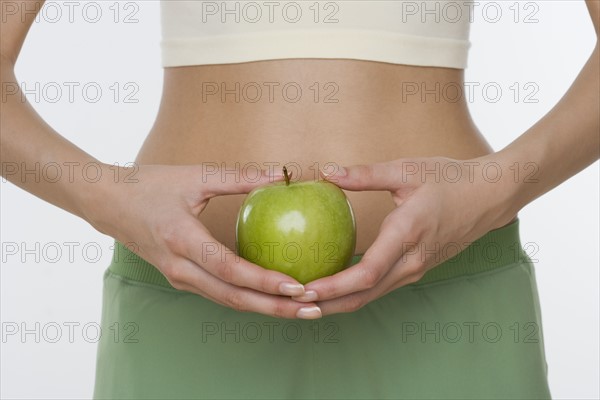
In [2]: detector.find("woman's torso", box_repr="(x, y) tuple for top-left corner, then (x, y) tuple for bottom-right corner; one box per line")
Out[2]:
(136, 60), (494, 254)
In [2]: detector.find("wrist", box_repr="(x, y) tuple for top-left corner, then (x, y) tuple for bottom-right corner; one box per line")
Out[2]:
(73, 162), (129, 236)
(471, 152), (529, 227)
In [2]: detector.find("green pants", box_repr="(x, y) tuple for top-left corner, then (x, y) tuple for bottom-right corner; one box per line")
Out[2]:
(93, 219), (551, 399)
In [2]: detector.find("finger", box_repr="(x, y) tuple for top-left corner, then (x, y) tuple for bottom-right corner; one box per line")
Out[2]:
(301, 212), (411, 301)
(317, 287), (377, 316)
(171, 258), (322, 319)
(178, 219), (307, 297)
(320, 161), (402, 191)
(374, 248), (428, 293)
(317, 250), (426, 316)
(201, 164), (285, 196)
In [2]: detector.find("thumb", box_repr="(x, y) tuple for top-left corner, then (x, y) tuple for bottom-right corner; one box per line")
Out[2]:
(202, 164), (285, 196)
(321, 161), (402, 191)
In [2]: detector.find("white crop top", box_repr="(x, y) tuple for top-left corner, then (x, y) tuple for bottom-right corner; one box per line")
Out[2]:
(160, 1), (472, 69)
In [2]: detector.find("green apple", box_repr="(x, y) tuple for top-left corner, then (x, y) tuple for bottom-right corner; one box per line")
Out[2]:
(236, 167), (356, 284)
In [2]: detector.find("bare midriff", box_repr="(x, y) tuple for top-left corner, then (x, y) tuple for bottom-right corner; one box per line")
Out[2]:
(135, 59), (495, 254)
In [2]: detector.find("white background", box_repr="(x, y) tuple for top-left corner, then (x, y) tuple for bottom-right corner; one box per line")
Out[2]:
(1, 1), (598, 398)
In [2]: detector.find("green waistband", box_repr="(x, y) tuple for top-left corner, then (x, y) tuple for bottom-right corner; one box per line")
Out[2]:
(108, 219), (528, 289)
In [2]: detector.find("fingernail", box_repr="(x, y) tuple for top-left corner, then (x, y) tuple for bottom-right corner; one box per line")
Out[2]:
(296, 306), (322, 319)
(279, 282), (305, 296)
(321, 166), (347, 177)
(293, 290), (318, 302)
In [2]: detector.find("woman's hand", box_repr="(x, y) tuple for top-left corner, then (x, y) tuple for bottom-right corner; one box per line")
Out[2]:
(293, 155), (520, 316)
(86, 163), (322, 319)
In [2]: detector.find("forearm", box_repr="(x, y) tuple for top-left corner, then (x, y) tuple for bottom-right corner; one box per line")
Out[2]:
(0, 56), (110, 223)
(490, 43), (599, 215)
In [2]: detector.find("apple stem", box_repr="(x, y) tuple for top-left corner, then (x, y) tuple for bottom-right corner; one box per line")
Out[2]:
(283, 166), (292, 186)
